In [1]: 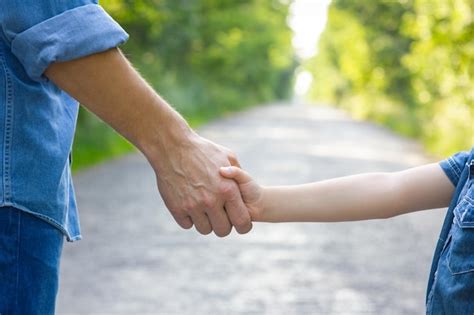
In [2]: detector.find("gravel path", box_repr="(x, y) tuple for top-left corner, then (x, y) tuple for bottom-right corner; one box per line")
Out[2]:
(57, 103), (445, 314)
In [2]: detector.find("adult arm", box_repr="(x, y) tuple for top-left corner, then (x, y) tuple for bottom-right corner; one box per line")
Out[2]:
(45, 48), (252, 236)
(1, 1), (252, 236)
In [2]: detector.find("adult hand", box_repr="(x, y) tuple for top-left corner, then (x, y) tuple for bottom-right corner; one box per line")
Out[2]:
(149, 132), (252, 237)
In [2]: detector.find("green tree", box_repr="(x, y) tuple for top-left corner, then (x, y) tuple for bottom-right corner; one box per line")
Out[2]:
(102, 0), (295, 119)
(73, 0), (296, 170)
(401, 0), (473, 154)
(307, 0), (473, 156)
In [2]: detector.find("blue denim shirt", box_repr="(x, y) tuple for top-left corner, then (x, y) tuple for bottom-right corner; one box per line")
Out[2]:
(0, 1), (128, 241)
(427, 147), (474, 314)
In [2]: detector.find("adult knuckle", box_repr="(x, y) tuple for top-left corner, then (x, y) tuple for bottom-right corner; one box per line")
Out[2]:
(202, 194), (217, 209)
(173, 207), (189, 217)
(234, 215), (250, 228)
(183, 200), (198, 212)
(219, 182), (235, 197)
(168, 206), (180, 215)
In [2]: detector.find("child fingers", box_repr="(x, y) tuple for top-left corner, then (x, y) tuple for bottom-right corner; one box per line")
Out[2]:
(219, 166), (252, 184)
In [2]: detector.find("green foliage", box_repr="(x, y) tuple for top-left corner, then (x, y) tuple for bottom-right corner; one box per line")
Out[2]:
(307, 0), (473, 156)
(73, 0), (296, 171)
(103, 0), (295, 116)
(72, 109), (134, 172)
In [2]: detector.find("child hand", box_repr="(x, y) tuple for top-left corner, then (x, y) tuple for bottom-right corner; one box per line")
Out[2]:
(219, 166), (264, 221)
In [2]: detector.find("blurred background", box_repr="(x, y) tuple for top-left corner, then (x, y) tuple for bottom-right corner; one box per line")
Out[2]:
(59, 1), (473, 313)
(72, 0), (473, 171)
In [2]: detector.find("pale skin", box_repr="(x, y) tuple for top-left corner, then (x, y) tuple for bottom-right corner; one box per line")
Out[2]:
(219, 163), (455, 222)
(45, 48), (252, 237)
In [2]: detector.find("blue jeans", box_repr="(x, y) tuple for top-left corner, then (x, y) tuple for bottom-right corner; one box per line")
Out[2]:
(0, 206), (64, 315)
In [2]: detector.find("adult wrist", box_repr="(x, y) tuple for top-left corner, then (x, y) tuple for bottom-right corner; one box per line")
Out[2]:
(138, 104), (195, 171)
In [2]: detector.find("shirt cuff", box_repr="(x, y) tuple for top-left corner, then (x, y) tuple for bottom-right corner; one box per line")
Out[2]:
(11, 4), (129, 82)
(440, 156), (467, 187)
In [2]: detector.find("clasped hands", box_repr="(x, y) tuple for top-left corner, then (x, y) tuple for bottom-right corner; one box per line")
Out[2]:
(150, 131), (256, 237)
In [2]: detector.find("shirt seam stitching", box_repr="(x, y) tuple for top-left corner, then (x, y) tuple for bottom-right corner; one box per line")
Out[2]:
(10, 4), (128, 81)
(1, 201), (82, 242)
(0, 49), (4, 203)
(0, 51), (13, 202)
(447, 157), (461, 183)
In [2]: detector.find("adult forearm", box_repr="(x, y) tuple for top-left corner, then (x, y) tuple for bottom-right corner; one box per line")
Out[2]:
(44, 48), (191, 163)
(45, 47), (252, 236)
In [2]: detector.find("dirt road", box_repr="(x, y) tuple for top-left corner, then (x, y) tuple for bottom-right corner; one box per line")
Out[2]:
(57, 103), (445, 314)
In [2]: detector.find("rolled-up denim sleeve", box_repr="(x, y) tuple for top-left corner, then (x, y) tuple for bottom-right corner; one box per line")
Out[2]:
(0, 1), (129, 81)
(439, 150), (471, 186)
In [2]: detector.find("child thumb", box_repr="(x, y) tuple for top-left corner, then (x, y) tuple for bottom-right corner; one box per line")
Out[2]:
(220, 166), (251, 184)
(219, 166), (237, 178)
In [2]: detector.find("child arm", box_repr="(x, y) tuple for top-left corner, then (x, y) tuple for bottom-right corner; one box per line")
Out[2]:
(220, 163), (454, 222)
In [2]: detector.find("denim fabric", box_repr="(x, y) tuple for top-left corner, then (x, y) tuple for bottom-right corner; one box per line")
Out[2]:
(0, 1), (129, 241)
(426, 147), (474, 314)
(0, 206), (64, 315)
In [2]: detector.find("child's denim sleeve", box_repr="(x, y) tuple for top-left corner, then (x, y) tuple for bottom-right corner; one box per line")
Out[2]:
(439, 151), (471, 186)
(0, 0), (129, 82)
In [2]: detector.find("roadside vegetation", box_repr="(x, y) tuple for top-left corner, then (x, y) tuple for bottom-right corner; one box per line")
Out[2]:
(72, 0), (296, 171)
(306, 0), (473, 156)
